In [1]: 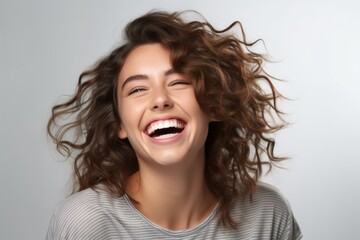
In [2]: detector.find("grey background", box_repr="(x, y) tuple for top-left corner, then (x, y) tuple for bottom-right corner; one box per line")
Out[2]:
(1, 0), (359, 239)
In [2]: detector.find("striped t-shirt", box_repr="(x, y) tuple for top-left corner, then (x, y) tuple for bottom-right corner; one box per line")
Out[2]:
(46, 182), (302, 239)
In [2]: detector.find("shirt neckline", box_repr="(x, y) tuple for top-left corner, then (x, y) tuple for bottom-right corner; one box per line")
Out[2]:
(123, 194), (219, 237)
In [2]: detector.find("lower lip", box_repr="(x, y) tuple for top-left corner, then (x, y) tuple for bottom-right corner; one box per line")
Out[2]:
(145, 128), (186, 145)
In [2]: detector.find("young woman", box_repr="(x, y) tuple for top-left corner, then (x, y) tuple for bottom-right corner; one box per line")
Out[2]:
(46, 11), (302, 239)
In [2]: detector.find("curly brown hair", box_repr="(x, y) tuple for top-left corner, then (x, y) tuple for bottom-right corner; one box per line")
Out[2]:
(47, 11), (286, 228)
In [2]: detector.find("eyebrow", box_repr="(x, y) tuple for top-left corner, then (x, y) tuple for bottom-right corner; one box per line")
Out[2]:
(121, 68), (176, 90)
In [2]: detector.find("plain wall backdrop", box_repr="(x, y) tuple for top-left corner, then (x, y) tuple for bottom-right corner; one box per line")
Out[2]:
(1, 0), (359, 239)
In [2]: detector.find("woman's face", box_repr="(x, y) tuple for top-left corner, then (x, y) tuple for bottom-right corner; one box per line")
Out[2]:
(117, 43), (209, 167)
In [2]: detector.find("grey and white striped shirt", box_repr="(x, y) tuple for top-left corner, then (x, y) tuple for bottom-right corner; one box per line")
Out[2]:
(46, 182), (302, 239)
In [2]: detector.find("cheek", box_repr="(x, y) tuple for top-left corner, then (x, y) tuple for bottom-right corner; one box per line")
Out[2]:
(183, 96), (207, 118)
(118, 100), (145, 133)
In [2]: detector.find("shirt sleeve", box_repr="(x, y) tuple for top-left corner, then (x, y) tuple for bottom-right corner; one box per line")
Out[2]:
(278, 206), (302, 240)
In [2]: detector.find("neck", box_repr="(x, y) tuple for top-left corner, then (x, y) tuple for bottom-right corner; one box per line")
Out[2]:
(126, 156), (217, 230)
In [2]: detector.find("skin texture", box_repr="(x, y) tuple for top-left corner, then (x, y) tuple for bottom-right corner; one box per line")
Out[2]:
(117, 43), (217, 230)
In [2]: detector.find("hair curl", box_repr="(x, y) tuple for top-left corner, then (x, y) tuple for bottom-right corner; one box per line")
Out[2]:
(47, 11), (286, 228)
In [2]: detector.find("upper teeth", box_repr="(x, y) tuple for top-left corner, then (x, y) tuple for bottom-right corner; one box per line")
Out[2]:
(146, 119), (184, 135)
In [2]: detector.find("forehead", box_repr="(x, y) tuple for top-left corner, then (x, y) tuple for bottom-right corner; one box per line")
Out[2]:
(118, 43), (172, 82)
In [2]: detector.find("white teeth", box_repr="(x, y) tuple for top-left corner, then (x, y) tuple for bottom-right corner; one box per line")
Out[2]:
(146, 119), (184, 135)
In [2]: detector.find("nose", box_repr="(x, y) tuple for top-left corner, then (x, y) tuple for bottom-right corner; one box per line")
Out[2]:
(150, 87), (174, 111)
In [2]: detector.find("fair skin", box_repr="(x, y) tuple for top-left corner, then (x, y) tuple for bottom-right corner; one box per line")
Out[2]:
(117, 43), (217, 230)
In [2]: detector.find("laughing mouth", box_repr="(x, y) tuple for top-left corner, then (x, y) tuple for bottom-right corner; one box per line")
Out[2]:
(145, 119), (185, 139)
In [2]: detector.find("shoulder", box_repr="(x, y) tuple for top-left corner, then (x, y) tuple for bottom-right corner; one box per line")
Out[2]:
(231, 182), (302, 239)
(253, 182), (292, 209)
(232, 182), (292, 220)
(46, 187), (126, 240)
(52, 187), (116, 221)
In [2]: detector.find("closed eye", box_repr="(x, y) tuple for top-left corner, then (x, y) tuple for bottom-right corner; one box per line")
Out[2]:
(169, 80), (191, 86)
(128, 86), (147, 95)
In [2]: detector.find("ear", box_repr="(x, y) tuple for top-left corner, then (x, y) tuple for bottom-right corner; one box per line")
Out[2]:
(118, 124), (128, 139)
